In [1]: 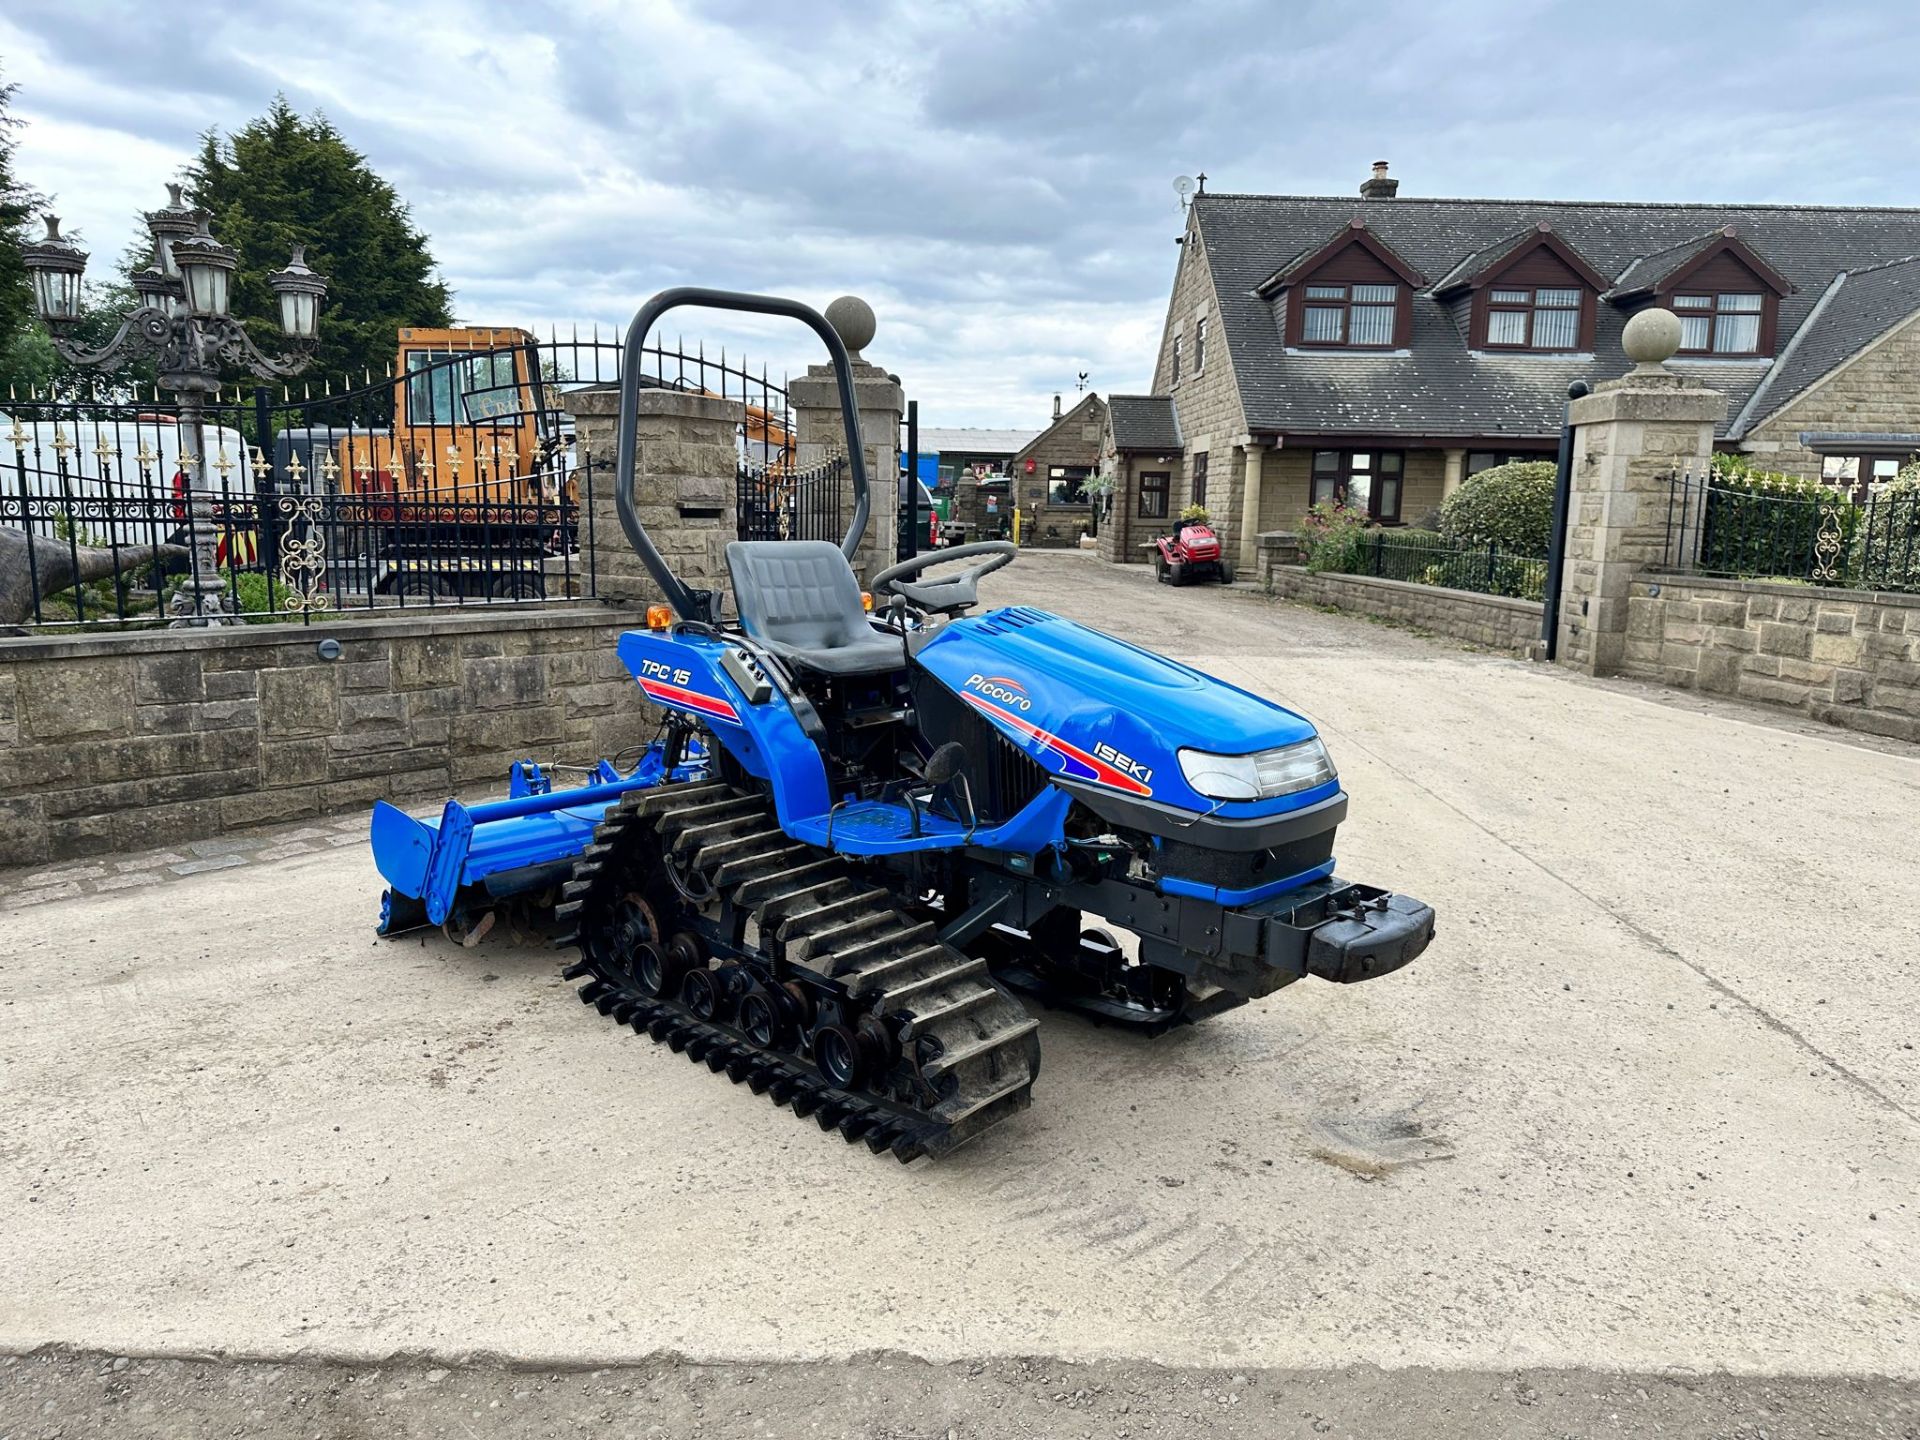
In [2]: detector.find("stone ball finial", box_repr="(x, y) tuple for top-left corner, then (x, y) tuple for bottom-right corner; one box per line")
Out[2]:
(1622, 307), (1683, 374)
(824, 295), (876, 361)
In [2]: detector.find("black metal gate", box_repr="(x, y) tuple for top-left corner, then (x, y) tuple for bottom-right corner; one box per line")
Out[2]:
(737, 455), (845, 543)
(895, 397), (924, 564)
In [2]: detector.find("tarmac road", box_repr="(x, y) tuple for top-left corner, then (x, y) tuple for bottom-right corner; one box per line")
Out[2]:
(3, 550), (1917, 1434)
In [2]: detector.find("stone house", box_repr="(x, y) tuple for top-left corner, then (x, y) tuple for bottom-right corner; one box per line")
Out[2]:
(1117, 162), (1920, 570)
(1011, 393), (1108, 547)
(917, 427), (1036, 489)
(1095, 394), (1185, 564)
(915, 426), (1035, 544)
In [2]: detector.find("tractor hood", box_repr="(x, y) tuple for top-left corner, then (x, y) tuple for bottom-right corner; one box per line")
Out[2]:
(916, 605), (1338, 821)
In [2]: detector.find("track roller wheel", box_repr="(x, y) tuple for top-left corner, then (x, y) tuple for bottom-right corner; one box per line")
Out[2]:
(780, 980), (816, 1030)
(858, 1015), (900, 1072)
(737, 987), (791, 1051)
(682, 966), (720, 1020)
(634, 943), (674, 998)
(812, 1022), (865, 1091)
(591, 894), (658, 987)
(639, 931), (702, 999)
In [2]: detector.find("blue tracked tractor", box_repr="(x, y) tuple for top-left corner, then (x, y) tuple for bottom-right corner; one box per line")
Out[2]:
(369, 288), (1436, 1161)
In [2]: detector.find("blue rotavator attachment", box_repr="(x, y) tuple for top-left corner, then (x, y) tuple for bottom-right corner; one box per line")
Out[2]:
(369, 741), (707, 938)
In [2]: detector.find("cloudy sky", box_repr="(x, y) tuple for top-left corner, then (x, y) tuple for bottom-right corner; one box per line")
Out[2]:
(4, 0), (1918, 425)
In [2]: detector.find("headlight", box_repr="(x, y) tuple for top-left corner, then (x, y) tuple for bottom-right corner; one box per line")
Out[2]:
(1177, 737), (1336, 802)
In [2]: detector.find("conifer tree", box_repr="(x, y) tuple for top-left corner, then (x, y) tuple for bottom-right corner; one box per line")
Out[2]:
(187, 96), (453, 384)
(0, 68), (48, 394)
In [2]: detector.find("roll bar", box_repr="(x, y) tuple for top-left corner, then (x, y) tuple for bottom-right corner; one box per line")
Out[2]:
(615, 287), (871, 623)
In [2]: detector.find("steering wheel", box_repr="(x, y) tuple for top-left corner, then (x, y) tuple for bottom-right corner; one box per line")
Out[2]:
(870, 540), (1017, 615)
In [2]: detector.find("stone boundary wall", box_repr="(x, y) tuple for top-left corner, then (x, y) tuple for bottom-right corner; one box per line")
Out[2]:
(0, 607), (655, 867)
(1255, 531), (1304, 578)
(1264, 564), (1544, 656)
(1624, 573), (1920, 741)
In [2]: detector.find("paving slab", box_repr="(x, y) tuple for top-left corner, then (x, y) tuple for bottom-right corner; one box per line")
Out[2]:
(1, 552), (1914, 1380)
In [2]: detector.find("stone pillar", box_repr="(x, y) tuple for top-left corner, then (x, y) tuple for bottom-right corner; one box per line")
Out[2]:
(569, 386), (743, 611)
(1442, 447), (1466, 500)
(1238, 442), (1265, 576)
(787, 296), (903, 587)
(1557, 309), (1724, 675)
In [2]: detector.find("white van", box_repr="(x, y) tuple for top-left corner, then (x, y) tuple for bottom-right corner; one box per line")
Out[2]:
(1, 411), (253, 550)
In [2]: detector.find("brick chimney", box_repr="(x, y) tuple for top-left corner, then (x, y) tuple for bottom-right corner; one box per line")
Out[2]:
(1360, 160), (1399, 199)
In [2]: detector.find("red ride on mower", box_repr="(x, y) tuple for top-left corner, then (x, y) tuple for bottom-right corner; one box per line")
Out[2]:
(1153, 509), (1230, 585)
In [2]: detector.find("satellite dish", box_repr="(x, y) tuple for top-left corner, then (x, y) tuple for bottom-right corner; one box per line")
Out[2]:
(1173, 175), (1196, 207)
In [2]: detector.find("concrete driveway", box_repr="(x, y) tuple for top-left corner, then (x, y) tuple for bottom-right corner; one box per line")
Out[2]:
(3, 550), (1916, 1424)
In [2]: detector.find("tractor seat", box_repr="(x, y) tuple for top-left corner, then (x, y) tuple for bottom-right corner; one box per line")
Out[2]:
(724, 540), (905, 677)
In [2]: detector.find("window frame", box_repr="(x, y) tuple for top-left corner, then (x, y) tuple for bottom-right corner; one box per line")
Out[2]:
(1191, 451), (1209, 508)
(1194, 315), (1208, 375)
(1137, 469), (1170, 519)
(1309, 449), (1404, 523)
(1170, 333), (1181, 386)
(1294, 281), (1402, 349)
(1047, 463), (1092, 506)
(1482, 284), (1585, 352)
(1466, 449), (1553, 477)
(1669, 291), (1767, 356)
(405, 350), (526, 429)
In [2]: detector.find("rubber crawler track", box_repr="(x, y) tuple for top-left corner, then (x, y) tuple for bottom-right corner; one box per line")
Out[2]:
(554, 780), (1040, 1162)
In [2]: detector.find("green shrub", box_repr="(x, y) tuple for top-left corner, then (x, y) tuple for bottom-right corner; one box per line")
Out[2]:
(1438, 461), (1556, 556)
(1699, 454), (1860, 582)
(231, 571), (284, 623)
(1853, 465), (1920, 591)
(151, 573), (275, 625)
(1406, 547), (1544, 601)
(1298, 502), (1368, 573)
(1377, 527), (1445, 548)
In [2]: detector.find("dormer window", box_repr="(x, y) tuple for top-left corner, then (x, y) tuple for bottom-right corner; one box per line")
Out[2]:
(1486, 286), (1582, 350)
(1433, 223), (1607, 354)
(1256, 218), (1424, 351)
(1607, 227), (1792, 358)
(1302, 282), (1399, 346)
(1672, 292), (1764, 355)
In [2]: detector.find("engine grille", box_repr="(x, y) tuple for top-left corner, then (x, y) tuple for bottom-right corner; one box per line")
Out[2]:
(914, 677), (1051, 823)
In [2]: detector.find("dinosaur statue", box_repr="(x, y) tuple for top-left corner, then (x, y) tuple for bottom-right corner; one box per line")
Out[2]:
(0, 527), (189, 627)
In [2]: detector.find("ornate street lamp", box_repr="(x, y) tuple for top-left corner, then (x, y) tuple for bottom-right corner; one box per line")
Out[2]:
(268, 245), (326, 342)
(21, 184), (328, 626)
(171, 216), (239, 319)
(20, 216), (86, 323)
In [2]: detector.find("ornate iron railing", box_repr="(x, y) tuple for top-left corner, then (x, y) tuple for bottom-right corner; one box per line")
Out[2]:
(1, 332), (798, 628)
(1662, 467), (1920, 591)
(1341, 530), (1549, 602)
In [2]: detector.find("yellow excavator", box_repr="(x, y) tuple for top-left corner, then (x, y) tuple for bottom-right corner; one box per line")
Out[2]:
(326, 327), (795, 597)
